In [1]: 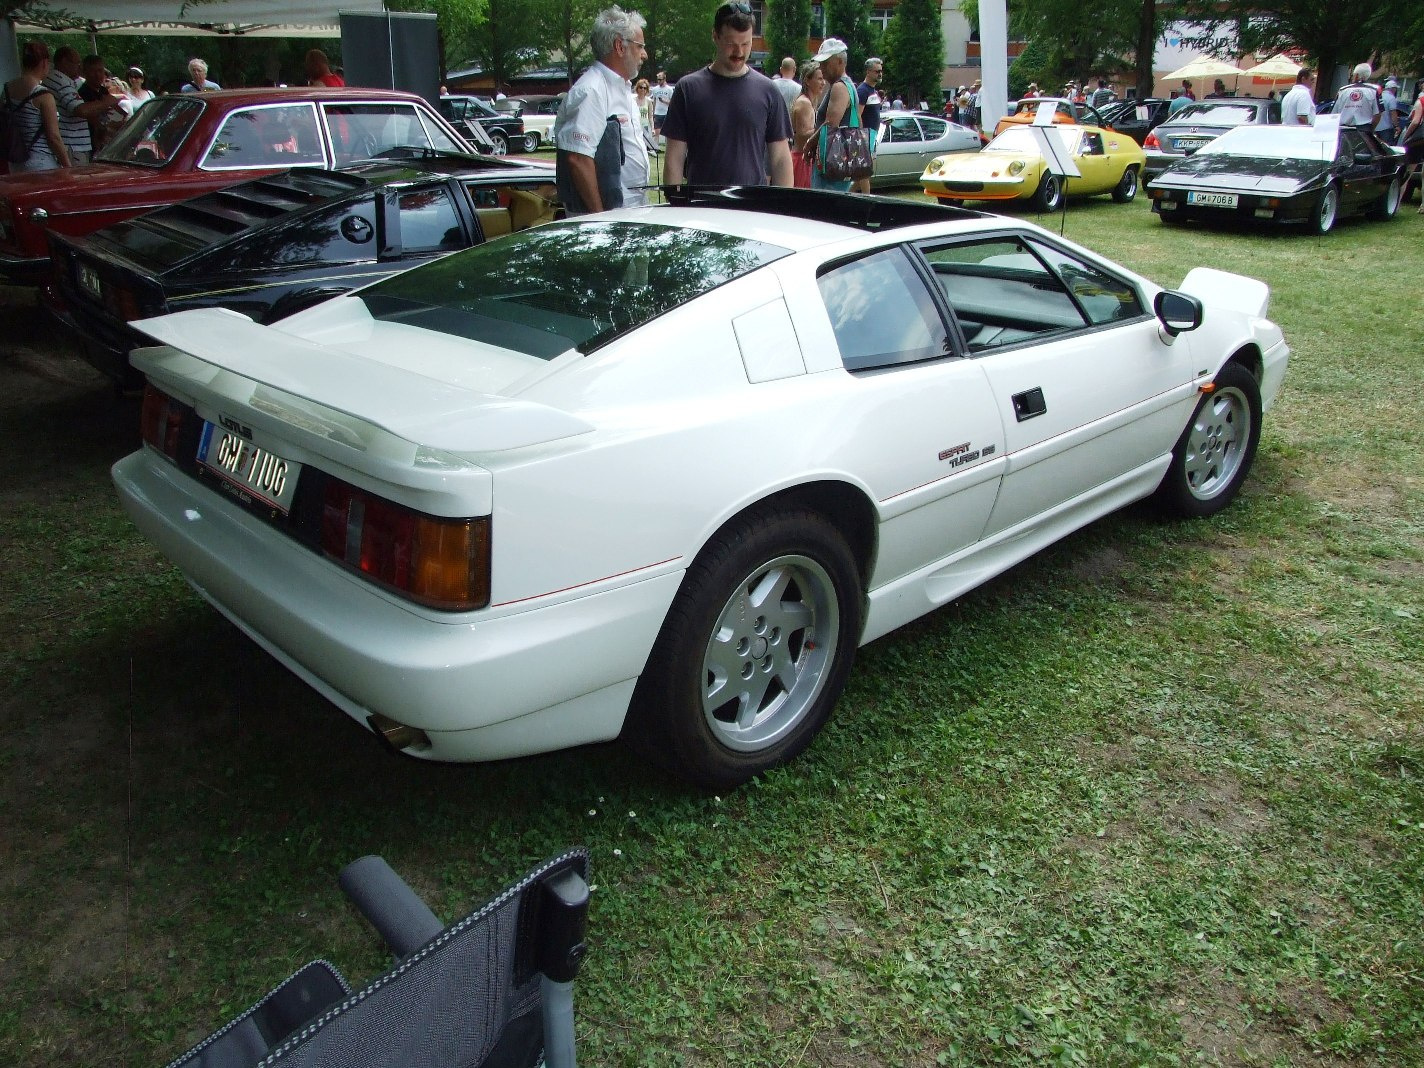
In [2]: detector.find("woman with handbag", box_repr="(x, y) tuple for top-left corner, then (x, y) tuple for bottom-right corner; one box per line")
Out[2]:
(804, 37), (869, 192)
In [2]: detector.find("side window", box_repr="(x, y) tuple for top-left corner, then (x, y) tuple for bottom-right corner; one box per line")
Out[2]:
(1026, 238), (1144, 326)
(919, 237), (1085, 352)
(396, 188), (464, 252)
(918, 117), (948, 140)
(203, 106), (324, 169)
(817, 247), (950, 372)
(326, 104), (435, 164)
(461, 181), (559, 238)
(886, 116), (921, 143)
(1080, 131), (1104, 155)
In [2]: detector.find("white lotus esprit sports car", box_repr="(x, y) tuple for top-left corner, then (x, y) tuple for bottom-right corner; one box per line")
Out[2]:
(113, 187), (1289, 791)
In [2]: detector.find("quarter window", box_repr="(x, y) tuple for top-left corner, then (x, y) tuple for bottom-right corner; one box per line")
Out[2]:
(397, 189), (464, 252)
(817, 247), (950, 371)
(326, 104), (458, 165)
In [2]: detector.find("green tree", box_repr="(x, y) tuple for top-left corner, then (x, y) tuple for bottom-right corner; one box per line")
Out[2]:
(1178, 0), (1395, 98)
(961, 0), (1142, 95)
(764, 0), (812, 70)
(825, 0), (873, 67)
(881, 0), (941, 106)
(463, 0), (550, 89)
(639, 0), (715, 77)
(543, 0), (598, 87)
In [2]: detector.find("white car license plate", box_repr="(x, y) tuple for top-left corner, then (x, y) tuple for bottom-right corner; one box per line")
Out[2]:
(1176, 138), (1210, 151)
(1186, 191), (1238, 208)
(79, 263), (103, 301)
(198, 421), (301, 514)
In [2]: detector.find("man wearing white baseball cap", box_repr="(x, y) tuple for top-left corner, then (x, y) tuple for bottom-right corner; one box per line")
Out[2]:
(804, 36), (860, 191)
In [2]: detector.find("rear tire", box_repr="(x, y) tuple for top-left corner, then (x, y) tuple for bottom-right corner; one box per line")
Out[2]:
(487, 130), (508, 155)
(1033, 172), (1063, 212)
(623, 508), (862, 792)
(1153, 361), (1261, 519)
(1368, 175), (1402, 220)
(1111, 166), (1139, 203)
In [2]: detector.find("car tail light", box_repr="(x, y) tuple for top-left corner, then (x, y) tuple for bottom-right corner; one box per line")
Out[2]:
(107, 285), (146, 322)
(140, 385), (186, 460)
(321, 479), (490, 611)
(1144, 131), (1160, 149)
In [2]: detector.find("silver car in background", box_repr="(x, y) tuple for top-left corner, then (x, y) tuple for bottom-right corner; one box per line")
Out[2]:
(873, 109), (982, 189)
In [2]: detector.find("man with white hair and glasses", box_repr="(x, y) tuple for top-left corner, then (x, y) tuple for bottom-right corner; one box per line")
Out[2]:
(553, 6), (650, 214)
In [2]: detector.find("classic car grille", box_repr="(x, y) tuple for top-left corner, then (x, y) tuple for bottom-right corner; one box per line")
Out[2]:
(945, 181), (985, 192)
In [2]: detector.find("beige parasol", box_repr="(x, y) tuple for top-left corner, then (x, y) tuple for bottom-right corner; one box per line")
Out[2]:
(1244, 53), (1304, 83)
(1164, 56), (1249, 81)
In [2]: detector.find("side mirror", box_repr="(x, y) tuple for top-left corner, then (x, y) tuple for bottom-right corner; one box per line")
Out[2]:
(1353, 150), (1375, 165)
(1154, 290), (1203, 336)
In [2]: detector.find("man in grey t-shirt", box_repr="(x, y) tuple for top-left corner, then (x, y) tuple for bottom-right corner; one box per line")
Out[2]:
(662, 2), (793, 187)
(773, 57), (800, 117)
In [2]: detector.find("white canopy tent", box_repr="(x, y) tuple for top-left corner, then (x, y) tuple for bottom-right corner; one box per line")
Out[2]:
(10, 0), (386, 37)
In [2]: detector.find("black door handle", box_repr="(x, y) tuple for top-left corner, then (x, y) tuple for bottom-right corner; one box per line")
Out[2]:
(1012, 387), (1046, 422)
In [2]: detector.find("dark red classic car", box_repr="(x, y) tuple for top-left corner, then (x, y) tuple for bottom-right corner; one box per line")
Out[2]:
(0, 87), (475, 284)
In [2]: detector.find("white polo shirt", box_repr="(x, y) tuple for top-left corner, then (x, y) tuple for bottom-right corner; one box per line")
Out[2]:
(553, 60), (648, 207)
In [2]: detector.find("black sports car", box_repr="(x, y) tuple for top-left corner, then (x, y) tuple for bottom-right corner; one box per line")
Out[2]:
(437, 95), (528, 154)
(45, 151), (558, 388)
(1147, 121), (1404, 234)
(1096, 97), (1171, 145)
(1143, 98), (1281, 180)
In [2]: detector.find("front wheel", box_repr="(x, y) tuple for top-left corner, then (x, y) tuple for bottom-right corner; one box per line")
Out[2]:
(1111, 166), (1139, 203)
(1153, 361), (1262, 518)
(1033, 172), (1063, 212)
(624, 508), (862, 791)
(521, 131), (540, 153)
(1311, 184), (1338, 234)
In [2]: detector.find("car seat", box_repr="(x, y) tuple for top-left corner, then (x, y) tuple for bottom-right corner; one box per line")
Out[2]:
(161, 849), (589, 1068)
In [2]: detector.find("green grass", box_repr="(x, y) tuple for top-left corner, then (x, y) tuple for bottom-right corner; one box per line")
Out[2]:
(0, 193), (1421, 1066)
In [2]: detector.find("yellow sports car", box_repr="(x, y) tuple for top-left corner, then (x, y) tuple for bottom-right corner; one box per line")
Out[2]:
(921, 124), (1145, 211)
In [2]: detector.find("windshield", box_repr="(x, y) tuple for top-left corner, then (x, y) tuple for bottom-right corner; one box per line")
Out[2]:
(1169, 103), (1260, 126)
(359, 220), (790, 358)
(986, 126), (1074, 155)
(99, 96), (204, 166)
(1198, 124), (1334, 161)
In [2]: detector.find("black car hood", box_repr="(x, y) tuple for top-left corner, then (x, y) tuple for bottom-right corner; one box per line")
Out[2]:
(1150, 153), (1330, 195)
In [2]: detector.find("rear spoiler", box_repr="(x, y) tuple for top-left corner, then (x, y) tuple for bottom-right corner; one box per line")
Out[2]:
(132, 307), (594, 454)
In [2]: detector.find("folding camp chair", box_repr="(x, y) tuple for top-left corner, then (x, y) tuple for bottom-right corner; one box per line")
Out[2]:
(163, 849), (590, 1068)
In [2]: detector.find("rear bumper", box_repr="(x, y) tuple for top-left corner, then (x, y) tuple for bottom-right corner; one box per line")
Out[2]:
(41, 288), (142, 388)
(112, 447), (683, 763)
(0, 250), (51, 286)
